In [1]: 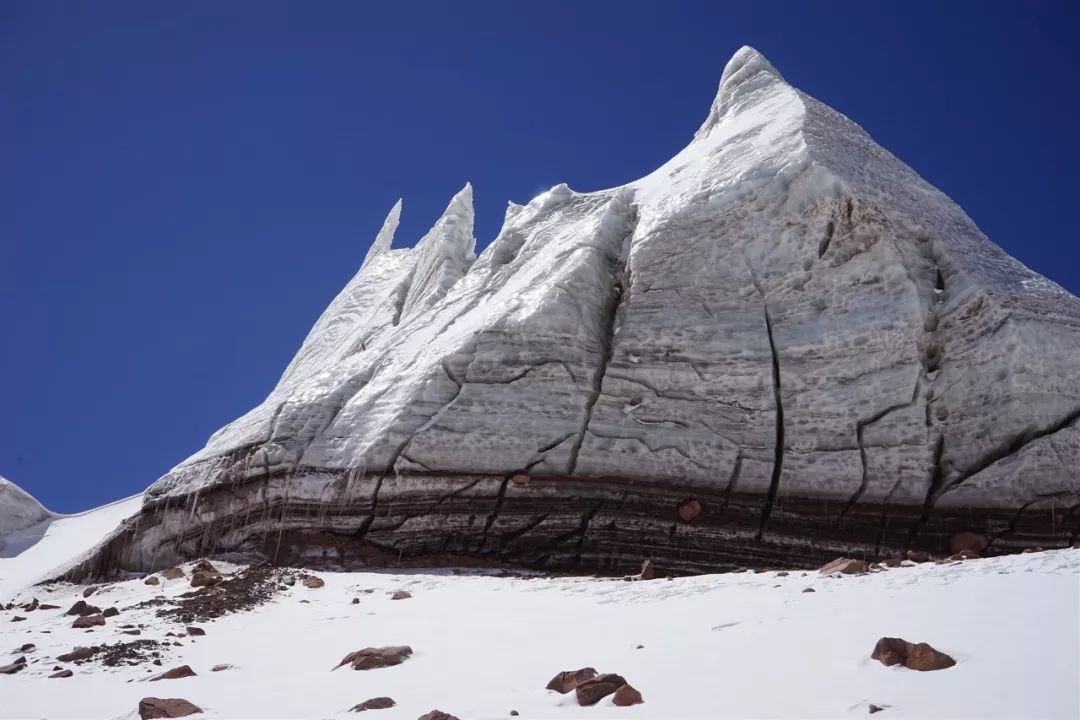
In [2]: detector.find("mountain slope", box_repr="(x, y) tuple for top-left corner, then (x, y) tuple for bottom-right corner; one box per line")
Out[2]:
(69, 47), (1080, 579)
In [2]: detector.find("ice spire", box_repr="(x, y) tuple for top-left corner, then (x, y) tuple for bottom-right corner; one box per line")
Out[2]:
(695, 46), (786, 138)
(361, 198), (403, 270)
(399, 182), (476, 319)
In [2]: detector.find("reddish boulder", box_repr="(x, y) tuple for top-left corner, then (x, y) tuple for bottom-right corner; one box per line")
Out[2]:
(334, 646), (413, 671)
(138, 697), (202, 719)
(352, 697), (396, 711)
(612, 684), (644, 706)
(638, 559), (655, 580)
(150, 665), (197, 681)
(820, 557), (869, 575)
(576, 673), (627, 706)
(545, 667), (597, 693)
(871, 637), (955, 671)
(72, 613), (105, 629)
(949, 531), (988, 556)
(162, 567), (185, 580)
(302, 576), (325, 589)
(103, 607), (120, 618)
(66, 600), (101, 616)
(416, 712), (459, 720)
(50, 669), (74, 678)
(57, 646), (94, 662)
(391, 590), (411, 600)
(677, 499), (702, 522)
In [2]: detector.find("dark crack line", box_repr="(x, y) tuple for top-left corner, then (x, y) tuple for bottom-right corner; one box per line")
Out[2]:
(478, 475), (511, 552)
(749, 271), (784, 541)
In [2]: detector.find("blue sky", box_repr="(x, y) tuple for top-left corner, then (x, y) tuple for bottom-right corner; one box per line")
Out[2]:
(3, 1), (1079, 512)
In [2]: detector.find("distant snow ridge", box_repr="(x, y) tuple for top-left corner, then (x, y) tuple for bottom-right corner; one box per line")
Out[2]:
(0, 476), (53, 541)
(71, 47), (1080, 579)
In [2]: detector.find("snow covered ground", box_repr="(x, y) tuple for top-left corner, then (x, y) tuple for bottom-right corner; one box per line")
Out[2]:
(0, 499), (1077, 719)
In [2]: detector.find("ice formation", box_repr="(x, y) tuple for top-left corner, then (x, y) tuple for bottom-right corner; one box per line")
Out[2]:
(73, 47), (1080, 576)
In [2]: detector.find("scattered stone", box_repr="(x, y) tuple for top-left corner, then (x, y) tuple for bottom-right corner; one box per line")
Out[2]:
(352, 598), (360, 604)
(282, 575), (296, 587)
(103, 607), (120, 618)
(186, 627), (206, 636)
(416, 712), (459, 720)
(869, 704), (885, 714)
(635, 644), (644, 649)
(510, 712), (519, 717)
(612, 684), (644, 706)
(150, 665), (197, 681)
(193, 560), (218, 573)
(21, 598), (39, 611)
(391, 590), (411, 600)
(58, 646), (94, 662)
(949, 531), (988, 556)
(677, 498), (702, 522)
(948, 549), (980, 561)
(50, 668), (74, 678)
(122, 630), (143, 636)
(904, 550), (930, 563)
(871, 637), (955, 671)
(545, 667), (598, 693)
(138, 697), (203, 719)
(162, 568), (185, 580)
(802, 587), (815, 593)
(777, 571), (789, 577)
(881, 558), (902, 568)
(211, 664), (233, 672)
(511, 472), (530, 486)
(145, 576), (161, 586)
(820, 557), (869, 575)
(38, 603), (60, 610)
(334, 646), (414, 671)
(17, 643), (35, 652)
(351, 697), (396, 711)
(576, 673), (627, 706)
(638, 559), (655, 580)
(10, 616), (25, 622)
(83, 586), (98, 598)
(0, 658), (26, 674)
(190, 570), (222, 588)
(302, 576), (325, 589)
(72, 614), (106, 629)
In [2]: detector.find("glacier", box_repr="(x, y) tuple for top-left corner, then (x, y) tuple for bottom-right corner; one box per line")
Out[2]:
(69, 47), (1080, 577)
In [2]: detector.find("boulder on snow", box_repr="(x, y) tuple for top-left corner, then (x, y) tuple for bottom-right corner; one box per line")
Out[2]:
(66, 600), (101, 616)
(677, 499), (702, 522)
(391, 590), (411, 600)
(949, 531), (988, 556)
(144, 576), (160, 586)
(417, 712), (459, 720)
(150, 665), (197, 681)
(72, 613), (105, 629)
(103, 607), (119, 618)
(871, 637), (955, 671)
(545, 667), (598, 693)
(301, 575), (325, 589)
(351, 697), (396, 711)
(193, 560), (218, 573)
(820, 558), (869, 575)
(637, 559), (655, 580)
(190, 570), (222, 588)
(334, 646), (413, 671)
(186, 627), (205, 636)
(211, 664), (233, 672)
(575, 673), (628, 706)
(612, 684), (644, 706)
(0, 656), (26, 674)
(57, 646), (94, 662)
(50, 668), (73, 678)
(162, 568), (185, 580)
(138, 697), (202, 719)
(83, 586), (98, 598)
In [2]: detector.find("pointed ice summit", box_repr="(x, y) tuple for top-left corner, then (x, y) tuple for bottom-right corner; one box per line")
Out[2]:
(74, 47), (1080, 578)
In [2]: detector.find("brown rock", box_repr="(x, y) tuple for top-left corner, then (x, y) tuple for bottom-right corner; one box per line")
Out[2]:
(576, 673), (627, 706)
(138, 697), (203, 719)
(186, 627), (206, 636)
(190, 571), (222, 588)
(144, 576), (160, 586)
(869, 704), (885, 714)
(949, 531), (988, 556)
(352, 697), (396, 711)
(948, 549), (980, 561)
(72, 613), (106, 629)
(416, 712), (459, 720)
(18, 643), (35, 652)
(83, 586), (98, 598)
(0, 657), (26, 674)
(21, 598), (39, 611)
(639, 559), (655, 580)
(123, 629), (142, 636)
(510, 712), (519, 717)
(58, 646), (94, 662)
(302, 576), (325, 589)
(50, 668), (74, 678)
(612, 684), (644, 706)
(352, 598), (360, 604)
(211, 664), (232, 672)
(391, 590), (411, 600)
(904, 550), (930, 563)
(511, 473), (530, 486)
(193, 560), (218, 573)
(10, 616), (25, 622)
(334, 646), (414, 671)
(871, 637), (955, 671)
(38, 603), (60, 610)
(820, 557), (870, 575)
(802, 587), (815, 593)
(162, 567), (185, 580)
(545, 667), (598, 693)
(881, 558), (902, 568)
(66, 600), (101, 617)
(677, 498), (702, 522)
(103, 607), (120, 618)
(150, 665), (197, 681)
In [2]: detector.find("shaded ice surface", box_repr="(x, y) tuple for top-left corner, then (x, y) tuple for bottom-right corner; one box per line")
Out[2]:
(65, 48), (1080, 573)
(0, 505), (1077, 719)
(0, 476), (55, 557)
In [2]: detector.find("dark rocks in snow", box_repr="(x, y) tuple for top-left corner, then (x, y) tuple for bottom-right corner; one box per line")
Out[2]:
(186, 627), (205, 636)
(10, 616), (25, 622)
(21, 598), (39, 611)
(351, 697), (396, 711)
(72, 613), (105, 629)
(162, 567), (185, 580)
(103, 607), (120, 618)
(637, 559), (656, 580)
(612, 683), (644, 706)
(150, 665), (197, 681)
(83, 586), (98, 598)
(138, 697), (203, 719)
(416, 711), (459, 720)
(872, 637), (955, 671)
(50, 668), (74, 678)
(0, 656), (26, 674)
(334, 646), (414, 671)
(38, 603), (60, 610)
(575, 673), (628, 706)
(820, 558), (869, 575)
(122, 630), (142, 636)
(869, 704), (885, 714)
(545, 667), (597, 693)
(301, 575), (325, 589)
(67, 600), (100, 616)
(190, 570), (221, 588)
(802, 587), (815, 593)
(16, 643), (35, 652)
(193, 560), (218, 573)
(211, 664), (233, 672)
(352, 598), (360, 604)
(57, 646), (93, 662)
(391, 590), (411, 600)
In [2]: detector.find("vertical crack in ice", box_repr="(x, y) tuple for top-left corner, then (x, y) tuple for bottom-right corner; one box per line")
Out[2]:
(749, 271), (785, 541)
(478, 475), (511, 552)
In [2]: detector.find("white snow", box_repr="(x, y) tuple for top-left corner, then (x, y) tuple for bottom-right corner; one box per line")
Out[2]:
(1, 497), (1077, 719)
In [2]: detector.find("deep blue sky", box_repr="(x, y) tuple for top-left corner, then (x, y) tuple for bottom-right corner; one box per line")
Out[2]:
(3, 2), (1079, 512)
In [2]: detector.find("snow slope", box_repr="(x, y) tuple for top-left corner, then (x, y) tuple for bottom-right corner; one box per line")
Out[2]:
(0, 516), (1077, 719)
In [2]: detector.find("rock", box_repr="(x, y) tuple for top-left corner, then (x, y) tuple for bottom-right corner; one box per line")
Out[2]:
(334, 646), (414, 671)
(511, 473), (530, 486)
(352, 598), (360, 604)
(282, 575), (296, 586)
(904, 550), (930, 563)
(802, 587), (815, 593)
(351, 697), (396, 711)
(881, 558), (902, 568)
(869, 705), (885, 714)
(677, 499), (702, 522)
(38, 603), (60, 610)
(138, 697), (203, 719)
(122, 629), (142, 636)
(510, 712), (519, 717)
(575, 673), (627, 706)
(162, 567), (185, 580)
(144, 576), (160, 586)
(0, 657), (26, 674)
(66, 600), (100, 616)
(871, 637), (955, 671)
(638, 559), (655, 580)
(83, 586), (98, 598)
(211, 664), (233, 672)
(72, 614), (105, 628)
(10, 616), (25, 622)
(17, 643), (35, 652)
(391, 590), (411, 600)
(545, 667), (598, 693)
(949, 549), (980, 561)
(776, 571), (789, 577)
(416, 712), (459, 720)
(186, 627), (205, 636)
(57, 646), (94, 662)
(949, 531), (988, 556)
(21, 598), (39, 611)
(612, 684), (644, 706)
(150, 665), (197, 681)
(103, 607), (119, 618)
(50, 668), (74, 678)
(820, 558), (869, 575)
(190, 571), (222, 588)
(193, 560), (217, 573)
(302, 576), (325, 589)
